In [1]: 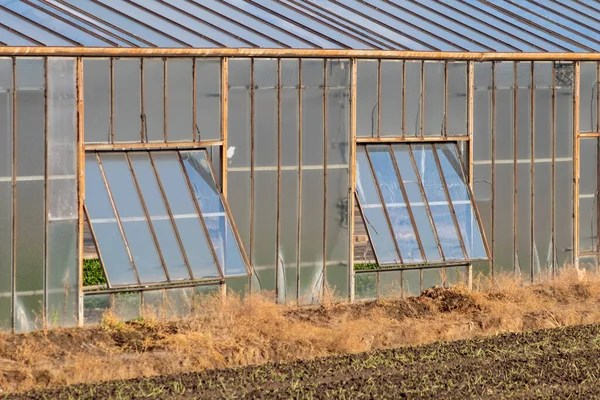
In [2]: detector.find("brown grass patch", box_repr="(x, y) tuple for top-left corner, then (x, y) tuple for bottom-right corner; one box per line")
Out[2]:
(2, 267), (600, 394)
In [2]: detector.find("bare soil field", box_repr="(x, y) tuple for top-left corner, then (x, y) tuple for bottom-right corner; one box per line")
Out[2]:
(8, 323), (600, 399)
(2, 269), (600, 397)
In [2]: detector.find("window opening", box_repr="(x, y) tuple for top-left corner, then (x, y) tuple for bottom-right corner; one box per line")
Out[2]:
(355, 143), (489, 269)
(84, 149), (249, 289)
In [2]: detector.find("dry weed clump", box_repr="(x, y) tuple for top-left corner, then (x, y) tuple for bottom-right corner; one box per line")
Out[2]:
(2, 266), (600, 393)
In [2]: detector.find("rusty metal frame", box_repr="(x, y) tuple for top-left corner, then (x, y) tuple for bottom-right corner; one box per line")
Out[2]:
(76, 56), (85, 324)
(322, 59), (328, 299)
(10, 57), (16, 331)
(84, 141), (223, 151)
(349, 57), (357, 301)
(357, 136), (469, 143)
(220, 58), (228, 198)
(574, 61), (581, 269)
(8, 48), (600, 60)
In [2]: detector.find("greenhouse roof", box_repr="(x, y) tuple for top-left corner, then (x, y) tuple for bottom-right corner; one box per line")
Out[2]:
(0, 0), (598, 53)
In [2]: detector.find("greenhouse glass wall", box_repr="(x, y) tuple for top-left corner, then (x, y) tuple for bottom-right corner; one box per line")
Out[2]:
(0, 0), (598, 331)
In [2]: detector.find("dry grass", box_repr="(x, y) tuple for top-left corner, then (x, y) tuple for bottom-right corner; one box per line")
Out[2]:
(2, 266), (600, 394)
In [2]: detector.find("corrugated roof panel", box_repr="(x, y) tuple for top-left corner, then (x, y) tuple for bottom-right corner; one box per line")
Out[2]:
(2, 0), (113, 46)
(0, 0), (597, 52)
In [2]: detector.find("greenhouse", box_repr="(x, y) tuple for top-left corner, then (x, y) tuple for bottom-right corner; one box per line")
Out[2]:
(0, 0), (599, 332)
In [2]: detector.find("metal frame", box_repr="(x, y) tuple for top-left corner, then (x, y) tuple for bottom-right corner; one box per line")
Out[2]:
(0, 48), (595, 330)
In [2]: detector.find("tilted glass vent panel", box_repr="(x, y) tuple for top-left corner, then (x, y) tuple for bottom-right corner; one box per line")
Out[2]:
(355, 143), (489, 267)
(85, 150), (249, 287)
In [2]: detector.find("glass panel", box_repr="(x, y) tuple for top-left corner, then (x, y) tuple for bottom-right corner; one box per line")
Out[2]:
(128, 153), (190, 281)
(85, 155), (137, 285)
(195, 59), (221, 141)
(0, 58), (12, 331)
(167, 59), (193, 142)
(474, 62), (492, 161)
(381, 60), (403, 137)
(15, 58), (45, 332)
(114, 59), (141, 143)
(424, 61), (444, 136)
(101, 153), (166, 283)
(579, 139), (598, 252)
(356, 147), (400, 264)
(47, 221), (77, 327)
(436, 144), (487, 259)
(356, 60), (378, 137)
(423, 268), (443, 289)
(392, 145), (442, 262)
(181, 151), (247, 276)
(113, 292), (141, 322)
(227, 59), (251, 256)
(84, 59), (111, 144)
(355, 272), (377, 300)
(143, 59), (164, 143)
(402, 269), (421, 297)
(367, 146), (422, 263)
(379, 270), (402, 298)
(580, 62), (597, 133)
(84, 294), (111, 326)
(152, 152), (221, 279)
(411, 144), (464, 260)
(404, 61), (421, 137)
(165, 287), (194, 317)
(447, 62), (467, 135)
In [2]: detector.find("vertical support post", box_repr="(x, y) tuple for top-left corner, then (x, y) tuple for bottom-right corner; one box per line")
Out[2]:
(43, 58), (48, 327)
(467, 60), (474, 289)
(221, 58), (228, 199)
(530, 62), (535, 282)
(573, 61), (580, 269)
(349, 58), (357, 302)
(11, 57), (16, 332)
(322, 60), (328, 300)
(551, 62), (556, 278)
(276, 59), (282, 302)
(513, 62), (519, 275)
(296, 59), (303, 304)
(491, 62), (496, 277)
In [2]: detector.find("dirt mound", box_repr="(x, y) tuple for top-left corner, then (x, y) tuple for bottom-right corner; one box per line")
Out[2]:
(421, 286), (481, 313)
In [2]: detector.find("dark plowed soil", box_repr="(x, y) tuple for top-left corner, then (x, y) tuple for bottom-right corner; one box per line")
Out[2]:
(9, 323), (600, 399)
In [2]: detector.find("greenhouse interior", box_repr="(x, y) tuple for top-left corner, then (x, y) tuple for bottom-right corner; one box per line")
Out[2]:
(0, 0), (599, 332)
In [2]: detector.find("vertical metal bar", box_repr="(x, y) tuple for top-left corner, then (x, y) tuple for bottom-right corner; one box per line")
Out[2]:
(96, 153), (141, 285)
(530, 62), (535, 282)
(126, 154), (171, 282)
(431, 143), (469, 260)
(407, 145), (446, 261)
(402, 61), (406, 139)
(365, 147), (404, 265)
(596, 63), (600, 257)
(140, 58), (145, 143)
(174, 152), (225, 278)
(573, 61), (580, 269)
(163, 58), (168, 143)
(419, 268), (423, 293)
(276, 58), (282, 302)
(322, 60), (328, 299)
(296, 59), (302, 304)
(221, 58), (228, 198)
(420, 61), (425, 139)
(43, 57), (48, 325)
(551, 62), (557, 278)
(377, 59), (381, 138)
(147, 152), (195, 280)
(110, 58), (114, 144)
(467, 60), (475, 281)
(250, 59), (255, 284)
(349, 58), (357, 302)
(11, 57), (16, 331)
(388, 145), (427, 262)
(513, 62), (519, 273)
(76, 57), (85, 325)
(192, 57), (197, 142)
(400, 270), (404, 298)
(444, 61), (448, 138)
(376, 270), (380, 299)
(491, 62), (496, 276)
